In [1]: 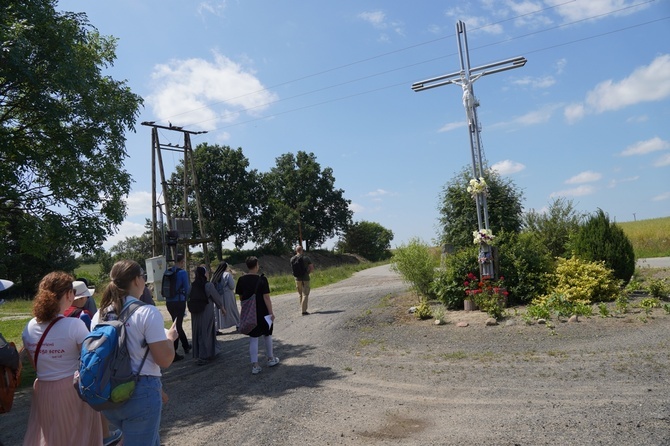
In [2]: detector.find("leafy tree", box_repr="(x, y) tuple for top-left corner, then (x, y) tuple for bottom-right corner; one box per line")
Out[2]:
(523, 197), (584, 258)
(1, 1), (143, 289)
(438, 166), (524, 250)
(337, 221), (394, 261)
(109, 233), (154, 268)
(571, 209), (635, 285)
(254, 151), (352, 252)
(166, 144), (261, 259)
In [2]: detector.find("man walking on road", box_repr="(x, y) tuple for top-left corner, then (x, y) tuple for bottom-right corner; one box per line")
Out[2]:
(165, 253), (190, 361)
(290, 245), (314, 315)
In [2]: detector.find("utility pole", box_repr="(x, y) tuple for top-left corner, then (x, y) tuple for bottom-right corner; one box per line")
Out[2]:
(412, 20), (526, 279)
(142, 121), (212, 271)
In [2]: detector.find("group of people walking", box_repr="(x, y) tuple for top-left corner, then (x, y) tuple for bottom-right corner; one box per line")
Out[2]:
(16, 244), (315, 445)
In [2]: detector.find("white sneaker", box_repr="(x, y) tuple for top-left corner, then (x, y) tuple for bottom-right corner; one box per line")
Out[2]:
(252, 365), (262, 375)
(267, 357), (280, 367)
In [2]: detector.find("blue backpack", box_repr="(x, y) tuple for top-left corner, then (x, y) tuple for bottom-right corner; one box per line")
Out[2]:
(74, 299), (149, 411)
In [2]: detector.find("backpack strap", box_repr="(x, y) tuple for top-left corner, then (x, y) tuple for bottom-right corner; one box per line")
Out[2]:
(34, 316), (64, 368)
(118, 299), (150, 376)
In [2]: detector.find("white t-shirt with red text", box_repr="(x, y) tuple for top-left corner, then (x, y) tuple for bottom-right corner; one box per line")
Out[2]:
(22, 316), (89, 381)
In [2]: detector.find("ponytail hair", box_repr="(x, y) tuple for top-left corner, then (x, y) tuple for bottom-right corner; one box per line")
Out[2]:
(33, 271), (74, 323)
(101, 259), (142, 317)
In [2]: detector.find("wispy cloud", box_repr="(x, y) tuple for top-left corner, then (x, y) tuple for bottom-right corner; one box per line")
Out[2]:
(366, 189), (390, 197)
(619, 137), (670, 156)
(438, 121), (466, 133)
(493, 104), (561, 129)
(491, 160), (525, 175)
(565, 171), (602, 184)
(197, 0), (227, 18)
(511, 75), (556, 89)
(550, 0), (652, 23)
(550, 185), (596, 198)
(357, 10), (404, 39)
(652, 191), (670, 201)
(146, 52), (278, 131)
(608, 176), (639, 188)
(654, 153), (670, 167)
(566, 54), (670, 122)
(349, 202), (365, 213)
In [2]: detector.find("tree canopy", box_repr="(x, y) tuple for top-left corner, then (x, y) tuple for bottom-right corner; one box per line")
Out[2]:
(167, 144), (261, 259)
(1, 1), (143, 291)
(337, 221), (394, 261)
(254, 151), (352, 252)
(438, 166), (524, 250)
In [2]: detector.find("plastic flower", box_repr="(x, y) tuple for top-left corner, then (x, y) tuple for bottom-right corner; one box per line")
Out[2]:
(473, 229), (495, 245)
(466, 177), (488, 198)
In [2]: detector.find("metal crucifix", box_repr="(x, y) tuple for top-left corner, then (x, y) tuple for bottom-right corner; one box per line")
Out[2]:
(412, 20), (526, 279)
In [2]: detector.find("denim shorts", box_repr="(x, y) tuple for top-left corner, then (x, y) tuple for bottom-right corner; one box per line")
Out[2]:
(103, 376), (162, 446)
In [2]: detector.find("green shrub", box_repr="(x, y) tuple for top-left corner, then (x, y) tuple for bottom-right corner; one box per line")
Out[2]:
(537, 257), (620, 304)
(495, 231), (554, 304)
(526, 292), (592, 321)
(391, 238), (439, 300)
(571, 209), (635, 285)
(646, 278), (669, 299)
(639, 297), (661, 315)
(432, 246), (478, 309)
(615, 293), (629, 314)
(414, 300), (433, 320)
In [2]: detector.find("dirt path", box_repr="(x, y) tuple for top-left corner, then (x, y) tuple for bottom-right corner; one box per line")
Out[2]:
(2, 265), (670, 445)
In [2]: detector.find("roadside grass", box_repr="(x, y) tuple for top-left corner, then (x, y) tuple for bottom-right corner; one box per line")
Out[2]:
(617, 216), (670, 258)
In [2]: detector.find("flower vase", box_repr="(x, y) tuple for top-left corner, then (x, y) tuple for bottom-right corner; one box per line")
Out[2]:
(464, 291), (479, 311)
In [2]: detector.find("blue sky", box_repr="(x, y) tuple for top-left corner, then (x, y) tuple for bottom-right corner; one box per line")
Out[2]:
(55, 0), (670, 251)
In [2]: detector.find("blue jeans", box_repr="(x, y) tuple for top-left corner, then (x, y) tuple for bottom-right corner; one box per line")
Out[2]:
(103, 376), (162, 446)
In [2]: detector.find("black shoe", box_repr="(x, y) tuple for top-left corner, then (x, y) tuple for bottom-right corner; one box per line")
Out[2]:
(174, 353), (184, 362)
(183, 344), (191, 354)
(215, 331), (224, 336)
(302, 311), (310, 315)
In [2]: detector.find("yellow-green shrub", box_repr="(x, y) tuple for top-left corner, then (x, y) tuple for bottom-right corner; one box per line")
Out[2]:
(533, 257), (620, 305)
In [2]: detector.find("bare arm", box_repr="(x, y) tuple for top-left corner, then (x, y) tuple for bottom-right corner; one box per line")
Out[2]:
(263, 293), (274, 321)
(148, 320), (178, 368)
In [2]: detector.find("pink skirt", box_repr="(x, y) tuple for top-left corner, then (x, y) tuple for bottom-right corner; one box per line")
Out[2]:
(23, 376), (103, 446)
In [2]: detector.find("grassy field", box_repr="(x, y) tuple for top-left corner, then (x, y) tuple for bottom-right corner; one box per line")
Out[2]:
(617, 216), (670, 258)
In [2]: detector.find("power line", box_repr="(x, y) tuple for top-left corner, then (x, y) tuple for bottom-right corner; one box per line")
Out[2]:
(196, 15), (669, 132)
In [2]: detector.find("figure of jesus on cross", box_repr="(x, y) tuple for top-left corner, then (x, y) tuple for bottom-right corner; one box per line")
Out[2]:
(412, 20), (526, 280)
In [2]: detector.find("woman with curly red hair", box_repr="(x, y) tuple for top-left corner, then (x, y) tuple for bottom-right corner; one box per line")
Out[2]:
(22, 271), (103, 445)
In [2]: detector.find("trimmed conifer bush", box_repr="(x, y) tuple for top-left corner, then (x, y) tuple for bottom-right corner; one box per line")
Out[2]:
(571, 209), (635, 285)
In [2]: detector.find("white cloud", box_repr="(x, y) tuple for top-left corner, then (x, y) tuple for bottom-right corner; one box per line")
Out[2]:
(587, 54), (670, 112)
(564, 55), (670, 122)
(444, 7), (503, 34)
(357, 10), (404, 38)
(550, 185), (596, 198)
(512, 75), (556, 89)
(438, 121), (466, 133)
(491, 159), (525, 175)
(103, 220), (147, 250)
(358, 11), (386, 27)
(652, 191), (670, 201)
(494, 104), (561, 128)
(619, 137), (670, 156)
(555, 58), (567, 75)
(349, 202), (365, 213)
(366, 189), (389, 197)
(125, 191), (153, 217)
(626, 115), (648, 123)
(549, 0), (651, 22)
(654, 153), (670, 167)
(564, 103), (585, 124)
(197, 1), (227, 17)
(608, 176), (639, 188)
(146, 52), (278, 131)
(565, 171), (602, 184)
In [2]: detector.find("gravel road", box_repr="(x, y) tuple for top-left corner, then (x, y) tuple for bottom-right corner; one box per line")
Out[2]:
(2, 264), (669, 446)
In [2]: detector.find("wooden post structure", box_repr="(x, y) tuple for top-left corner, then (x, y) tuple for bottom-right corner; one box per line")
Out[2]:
(142, 122), (211, 270)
